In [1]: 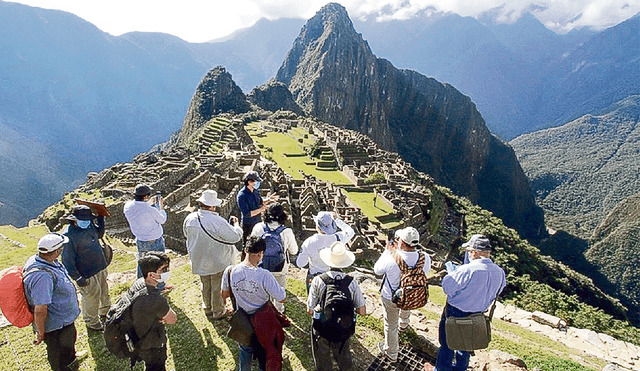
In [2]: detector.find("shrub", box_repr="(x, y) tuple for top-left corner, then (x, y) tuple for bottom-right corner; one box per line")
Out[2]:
(363, 172), (385, 185)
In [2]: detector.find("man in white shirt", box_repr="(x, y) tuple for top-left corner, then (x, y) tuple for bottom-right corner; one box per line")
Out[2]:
(221, 236), (286, 371)
(296, 211), (355, 291)
(183, 189), (242, 321)
(123, 184), (168, 288)
(374, 227), (431, 362)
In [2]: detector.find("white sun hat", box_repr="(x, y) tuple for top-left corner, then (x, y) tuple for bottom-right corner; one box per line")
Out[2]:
(197, 190), (222, 207)
(319, 241), (356, 268)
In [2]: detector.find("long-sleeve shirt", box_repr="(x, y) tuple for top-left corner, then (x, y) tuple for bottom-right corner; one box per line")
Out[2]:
(441, 257), (506, 313)
(296, 218), (355, 275)
(374, 249), (431, 300)
(250, 221), (299, 256)
(123, 200), (167, 242)
(183, 209), (242, 275)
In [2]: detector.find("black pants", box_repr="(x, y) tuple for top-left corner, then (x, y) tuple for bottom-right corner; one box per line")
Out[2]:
(44, 323), (77, 371)
(138, 346), (167, 371)
(311, 327), (354, 371)
(241, 223), (257, 261)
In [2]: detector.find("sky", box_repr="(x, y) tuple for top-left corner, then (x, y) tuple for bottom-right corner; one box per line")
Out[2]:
(8, 0), (640, 43)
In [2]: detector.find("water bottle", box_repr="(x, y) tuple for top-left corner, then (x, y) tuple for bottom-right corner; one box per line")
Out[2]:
(445, 261), (456, 273)
(313, 304), (322, 320)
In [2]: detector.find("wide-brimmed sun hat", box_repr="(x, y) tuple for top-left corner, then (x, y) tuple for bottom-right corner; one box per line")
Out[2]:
(319, 241), (355, 268)
(197, 190), (222, 207)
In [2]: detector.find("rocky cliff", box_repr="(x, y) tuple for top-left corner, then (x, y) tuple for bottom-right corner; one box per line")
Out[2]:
(177, 66), (250, 144)
(275, 3), (544, 241)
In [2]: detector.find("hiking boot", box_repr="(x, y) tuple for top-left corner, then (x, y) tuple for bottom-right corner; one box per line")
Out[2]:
(68, 350), (88, 370)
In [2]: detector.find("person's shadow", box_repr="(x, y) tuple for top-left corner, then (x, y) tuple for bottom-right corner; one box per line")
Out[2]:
(166, 299), (225, 370)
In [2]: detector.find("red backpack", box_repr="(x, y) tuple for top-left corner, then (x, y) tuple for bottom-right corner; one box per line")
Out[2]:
(0, 266), (55, 328)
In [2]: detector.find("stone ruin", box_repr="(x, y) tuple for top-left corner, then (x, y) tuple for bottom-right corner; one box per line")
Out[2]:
(38, 114), (466, 267)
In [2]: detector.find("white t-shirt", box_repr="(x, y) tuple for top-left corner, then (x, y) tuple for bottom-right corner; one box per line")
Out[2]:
(222, 263), (286, 315)
(374, 249), (432, 300)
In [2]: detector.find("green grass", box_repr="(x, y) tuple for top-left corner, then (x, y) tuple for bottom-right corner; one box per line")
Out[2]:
(341, 189), (402, 228)
(247, 122), (351, 185)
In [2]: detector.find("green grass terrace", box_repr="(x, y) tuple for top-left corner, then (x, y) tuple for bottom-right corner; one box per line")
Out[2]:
(246, 122), (402, 229)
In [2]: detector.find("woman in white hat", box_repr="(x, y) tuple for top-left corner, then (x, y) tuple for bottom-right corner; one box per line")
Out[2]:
(307, 241), (367, 371)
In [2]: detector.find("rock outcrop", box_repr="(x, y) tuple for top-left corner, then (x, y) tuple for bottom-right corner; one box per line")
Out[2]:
(248, 80), (303, 115)
(275, 3), (544, 241)
(177, 66), (250, 143)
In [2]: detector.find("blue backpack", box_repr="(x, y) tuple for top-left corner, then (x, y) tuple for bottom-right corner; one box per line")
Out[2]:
(260, 225), (286, 272)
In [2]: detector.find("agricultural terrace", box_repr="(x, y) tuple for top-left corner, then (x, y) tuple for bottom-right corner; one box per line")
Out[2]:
(245, 122), (399, 227)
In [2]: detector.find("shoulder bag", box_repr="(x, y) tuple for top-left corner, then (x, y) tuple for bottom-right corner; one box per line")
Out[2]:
(101, 237), (113, 266)
(444, 298), (497, 351)
(225, 268), (255, 347)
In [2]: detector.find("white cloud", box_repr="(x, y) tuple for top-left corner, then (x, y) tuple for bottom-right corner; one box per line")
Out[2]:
(8, 0), (640, 42)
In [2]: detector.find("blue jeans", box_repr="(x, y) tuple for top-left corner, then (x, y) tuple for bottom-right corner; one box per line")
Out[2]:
(238, 344), (265, 371)
(137, 237), (166, 290)
(435, 304), (473, 371)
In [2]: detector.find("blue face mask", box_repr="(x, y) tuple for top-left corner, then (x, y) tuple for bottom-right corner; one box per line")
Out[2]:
(254, 181), (261, 190)
(77, 220), (91, 229)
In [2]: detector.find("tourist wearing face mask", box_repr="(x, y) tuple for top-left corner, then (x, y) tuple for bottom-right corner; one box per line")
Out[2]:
(61, 205), (111, 331)
(237, 171), (278, 258)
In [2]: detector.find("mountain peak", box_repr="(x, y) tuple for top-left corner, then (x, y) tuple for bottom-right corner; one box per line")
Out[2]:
(275, 4), (545, 240)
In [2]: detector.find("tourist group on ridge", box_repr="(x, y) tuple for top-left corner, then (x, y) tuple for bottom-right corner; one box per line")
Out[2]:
(17, 169), (505, 371)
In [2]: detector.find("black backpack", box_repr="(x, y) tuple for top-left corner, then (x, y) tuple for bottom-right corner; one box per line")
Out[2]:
(103, 286), (146, 364)
(312, 273), (356, 347)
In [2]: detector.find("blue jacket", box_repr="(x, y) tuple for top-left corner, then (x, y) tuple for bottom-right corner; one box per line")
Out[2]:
(236, 186), (263, 226)
(62, 216), (108, 281)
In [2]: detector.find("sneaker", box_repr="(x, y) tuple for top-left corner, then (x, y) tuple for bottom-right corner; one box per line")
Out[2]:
(68, 350), (88, 371)
(377, 342), (397, 362)
(86, 322), (104, 331)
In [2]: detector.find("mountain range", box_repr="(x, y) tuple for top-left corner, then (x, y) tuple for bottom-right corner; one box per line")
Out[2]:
(0, 0), (638, 236)
(512, 95), (640, 322)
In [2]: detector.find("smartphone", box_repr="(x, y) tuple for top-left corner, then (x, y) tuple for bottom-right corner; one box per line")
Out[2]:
(155, 192), (162, 208)
(387, 230), (395, 244)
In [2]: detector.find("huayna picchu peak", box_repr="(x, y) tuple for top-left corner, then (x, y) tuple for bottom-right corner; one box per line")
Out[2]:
(275, 3), (545, 241)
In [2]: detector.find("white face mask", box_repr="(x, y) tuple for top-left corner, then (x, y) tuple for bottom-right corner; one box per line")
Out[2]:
(157, 271), (171, 283)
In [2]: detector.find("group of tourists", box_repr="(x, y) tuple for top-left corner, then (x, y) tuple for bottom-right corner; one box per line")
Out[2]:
(21, 169), (506, 371)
